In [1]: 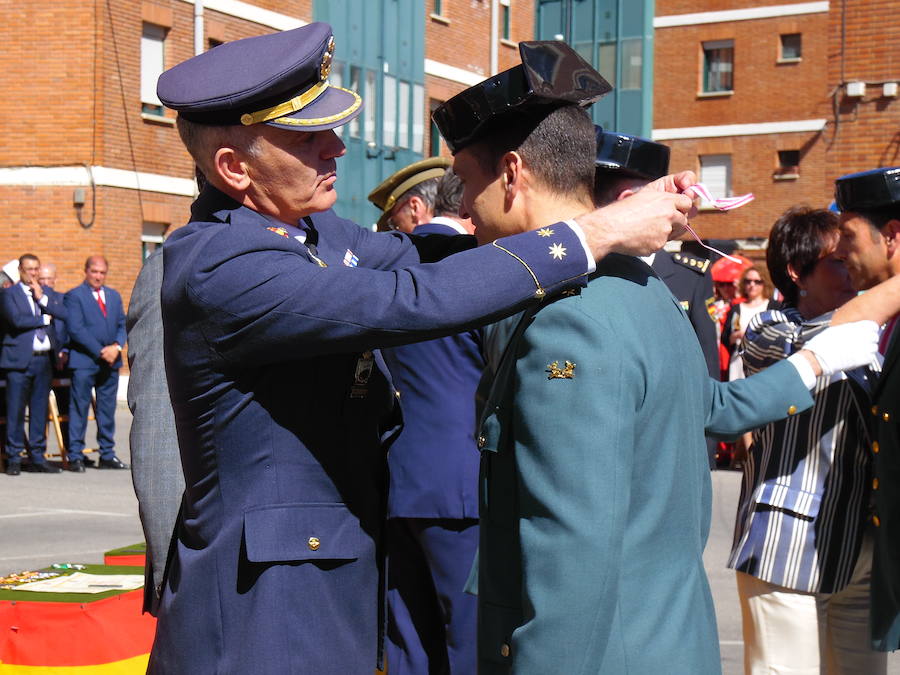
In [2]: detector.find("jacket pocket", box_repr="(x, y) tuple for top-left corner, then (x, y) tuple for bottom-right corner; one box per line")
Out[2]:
(753, 485), (822, 520)
(243, 503), (363, 562)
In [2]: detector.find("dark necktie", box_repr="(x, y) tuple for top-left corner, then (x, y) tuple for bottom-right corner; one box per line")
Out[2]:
(32, 293), (47, 342)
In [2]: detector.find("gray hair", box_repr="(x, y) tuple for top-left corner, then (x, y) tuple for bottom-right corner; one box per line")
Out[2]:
(434, 168), (464, 217)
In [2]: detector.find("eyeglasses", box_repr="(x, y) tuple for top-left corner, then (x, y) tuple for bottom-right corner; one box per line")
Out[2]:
(743, 279), (764, 286)
(385, 199), (411, 231)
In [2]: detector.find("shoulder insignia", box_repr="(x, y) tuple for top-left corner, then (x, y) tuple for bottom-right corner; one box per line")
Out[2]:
(673, 252), (710, 274)
(680, 300), (690, 312)
(266, 226), (290, 238)
(546, 360), (576, 380)
(705, 296), (717, 321)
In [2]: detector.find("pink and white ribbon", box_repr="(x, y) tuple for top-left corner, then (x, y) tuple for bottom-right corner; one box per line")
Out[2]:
(679, 183), (755, 263)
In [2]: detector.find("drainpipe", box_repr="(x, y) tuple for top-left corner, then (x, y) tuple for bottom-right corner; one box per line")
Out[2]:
(194, 0), (204, 56)
(490, 0), (499, 74)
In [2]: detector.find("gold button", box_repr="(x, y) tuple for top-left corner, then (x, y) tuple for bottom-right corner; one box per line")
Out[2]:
(500, 644), (510, 658)
(884, 412), (891, 422)
(534, 288), (546, 299)
(787, 405), (797, 415)
(872, 405), (879, 416)
(873, 478), (880, 490)
(873, 515), (881, 527)
(873, 441), (880, 454)
(477, 436), (486, 449)
(308, 537), (320, 551)
(395, 390), (401, 398)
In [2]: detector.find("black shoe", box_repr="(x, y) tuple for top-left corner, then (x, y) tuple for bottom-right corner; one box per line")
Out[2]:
(82, 457), (96, 468)
(28, 462), (62, 474)
(5, 463), (21, 476)
(98, 456), (128, 470)
(67, 460), (85, 473)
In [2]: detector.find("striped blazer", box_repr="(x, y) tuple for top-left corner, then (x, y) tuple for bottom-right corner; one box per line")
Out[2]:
(728, 307), (880, 593)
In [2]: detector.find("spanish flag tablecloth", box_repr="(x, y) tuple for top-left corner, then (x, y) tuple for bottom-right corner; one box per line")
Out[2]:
(0, 565), (156, 673)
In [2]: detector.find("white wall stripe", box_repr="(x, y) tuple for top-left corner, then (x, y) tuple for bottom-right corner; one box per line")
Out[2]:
(425, 59), (485, 87)
(177, 0), (305, 31)
(654, 2), (829, 28)
(652, 119), (827, 141)
(0, 166), (196, 197)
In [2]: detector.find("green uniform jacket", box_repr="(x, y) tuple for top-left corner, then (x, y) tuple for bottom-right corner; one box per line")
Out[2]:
(870, 330), (900, 651)
(476, 254), (813, 674)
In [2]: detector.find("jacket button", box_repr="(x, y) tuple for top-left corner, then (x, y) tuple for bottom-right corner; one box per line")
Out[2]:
(873, 515), (881, 528)
(872, 405), (879, 416)
(308, 537), (320, 551)
(477, 436), (486, 449)
(884, 412), (891, 422)
(500, 644), (510, 658)
(787, 405), (797, 415)
(873, 478), (879, 490)
(395, 390), (401, 399)
(873, 441), (880, 454)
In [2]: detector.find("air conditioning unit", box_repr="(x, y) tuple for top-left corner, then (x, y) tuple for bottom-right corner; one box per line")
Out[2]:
(883, 82), (899, 98)
(846, 81), (866, 97)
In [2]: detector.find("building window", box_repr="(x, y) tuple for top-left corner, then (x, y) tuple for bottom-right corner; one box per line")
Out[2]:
(412, 84), (425, 153)
(779, 33), (802, 61)
(433, 0), (442, 15)
(208, 38), (223, 50)
(699, 155), (732, 206)
(774, 150), (800, 180)
(141, 23), (167, 116)
(702, 40), (734, 94)
(141, 222), (167, 261)
(501, 0), (511, 40)
(620, 38), (643, 91)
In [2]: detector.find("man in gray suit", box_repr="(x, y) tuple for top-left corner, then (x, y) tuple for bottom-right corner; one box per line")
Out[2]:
(127, 248), (183, 615)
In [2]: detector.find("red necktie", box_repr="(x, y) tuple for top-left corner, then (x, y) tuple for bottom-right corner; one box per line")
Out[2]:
(95, 291), (107, 317)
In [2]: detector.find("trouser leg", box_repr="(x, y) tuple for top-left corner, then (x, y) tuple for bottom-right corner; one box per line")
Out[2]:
(4, 368), (29, 464)
(93, 366), (119, 459)
(26, 354), (52, 463)
(67, 367), (94, 460)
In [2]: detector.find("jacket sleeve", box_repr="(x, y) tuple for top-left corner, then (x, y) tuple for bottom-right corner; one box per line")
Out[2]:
(64, 290), (104, 358)
(703, 359), (814, 438)
(0, 289), (45, 332)
(113, 289), (127, 347)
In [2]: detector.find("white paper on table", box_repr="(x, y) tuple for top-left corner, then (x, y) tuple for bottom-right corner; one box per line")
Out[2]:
(10, 572), (144, 594)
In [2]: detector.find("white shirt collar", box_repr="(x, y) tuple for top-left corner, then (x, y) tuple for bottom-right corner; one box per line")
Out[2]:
(429, 216), (469, 234)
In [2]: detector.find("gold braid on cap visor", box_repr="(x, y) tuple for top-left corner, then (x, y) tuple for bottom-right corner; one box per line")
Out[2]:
(240, 81), (362, 126)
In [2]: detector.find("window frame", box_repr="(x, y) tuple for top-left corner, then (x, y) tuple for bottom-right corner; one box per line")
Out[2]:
(700, 39), (734, 96)
(778, 33), (802, 63)
(140, 22), (168, 118)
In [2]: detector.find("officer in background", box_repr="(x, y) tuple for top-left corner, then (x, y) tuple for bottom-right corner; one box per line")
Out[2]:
(369, 160), (482, 673)
(592, 128), (720, 467)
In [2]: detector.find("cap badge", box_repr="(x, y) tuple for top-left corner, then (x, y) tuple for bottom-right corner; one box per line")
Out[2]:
(320, 36), (335, 82)
(546, 360), (576, 380)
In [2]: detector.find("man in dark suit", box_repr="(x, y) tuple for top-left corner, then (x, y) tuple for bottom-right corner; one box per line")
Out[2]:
(150, 25), (697, 674)
(64, 255), (127, 472)
(1, 254), (66, 475)
(833, 168), (900, 651)
(593, 129), (720, 467)
(369, 160), (482, 673)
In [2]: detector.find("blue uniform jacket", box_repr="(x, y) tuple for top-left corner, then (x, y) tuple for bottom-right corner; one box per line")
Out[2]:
(475, 254), (812, 675)
(64, 283), (126, 369)
(382, 221), (484, 519)
(149, 186), (591, 675)
(0, 284), (67, 370)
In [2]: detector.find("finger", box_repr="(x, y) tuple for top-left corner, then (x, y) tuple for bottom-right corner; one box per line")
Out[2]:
(672, 171), (697, 192)
(673, 193), (694, 214)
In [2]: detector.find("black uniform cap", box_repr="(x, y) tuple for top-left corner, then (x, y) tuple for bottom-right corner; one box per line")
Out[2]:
(834, 167), (900, 213)
(594, 127), (670, 182)
(432, 41), (611, 154)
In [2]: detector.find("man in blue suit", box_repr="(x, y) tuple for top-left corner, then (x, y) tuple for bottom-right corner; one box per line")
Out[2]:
(150, 27), (700, 674)
(1, 254), (66, 475)
(369, 160), (482, 673)
(64, 255), (127, 472)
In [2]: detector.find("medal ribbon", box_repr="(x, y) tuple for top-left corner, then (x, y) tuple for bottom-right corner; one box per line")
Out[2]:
(679, 183), (755, 263)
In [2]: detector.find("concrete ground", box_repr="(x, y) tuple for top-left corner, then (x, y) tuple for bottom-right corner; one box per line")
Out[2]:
(1, 407), (897, 673)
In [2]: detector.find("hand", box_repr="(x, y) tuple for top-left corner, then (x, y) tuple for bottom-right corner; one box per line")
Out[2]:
(800, 320), (880, 378)
(730, 329), (744, 346)
(576, 184), (695, 259)
(99, 345), (119, 365)
(27, 278), (43, 302)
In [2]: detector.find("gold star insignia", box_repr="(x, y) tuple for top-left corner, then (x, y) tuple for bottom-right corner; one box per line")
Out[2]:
(561, 288), (579, 297)
(549, 243), (567, 260)
(537, 227), (555, 237)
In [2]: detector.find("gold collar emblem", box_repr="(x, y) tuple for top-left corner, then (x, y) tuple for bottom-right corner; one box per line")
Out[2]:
(320, 36), (335, 82)
(546, 360), (576, 380)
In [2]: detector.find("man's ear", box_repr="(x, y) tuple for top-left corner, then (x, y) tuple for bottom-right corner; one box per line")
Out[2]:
(786, 262), (801, 285)
(407, 196), (425, 226)
(884, 219), (900, 256)
(501, 151), (523, 202)
(616, 188), (637, 202)
(213, 146), (251, 192)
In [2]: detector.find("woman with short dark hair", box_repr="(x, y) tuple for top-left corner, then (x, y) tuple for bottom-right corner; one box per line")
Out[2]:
(728, 205), (885, 674)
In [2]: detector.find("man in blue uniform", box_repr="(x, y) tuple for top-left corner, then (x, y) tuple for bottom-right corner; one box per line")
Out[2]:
(833, 168), (900, 651)
(1, 254), (66, 475)
(431, 45), (881, 674)
(593, 129), (720, 467)
(150, 25), (698, 674)
(369, 159), (482, 673)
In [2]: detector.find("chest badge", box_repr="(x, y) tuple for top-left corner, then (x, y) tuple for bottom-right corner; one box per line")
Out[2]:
(546, 360), (576, 380)
(350, 350), (375, 398)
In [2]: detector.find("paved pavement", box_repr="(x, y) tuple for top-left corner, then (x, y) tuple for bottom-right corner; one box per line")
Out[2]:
(1, 408), (898, 673)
